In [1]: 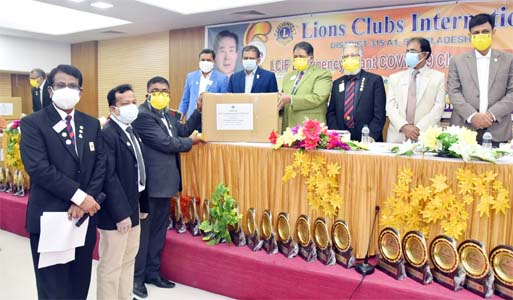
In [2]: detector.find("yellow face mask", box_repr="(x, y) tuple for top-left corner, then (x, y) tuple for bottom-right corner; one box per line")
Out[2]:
(149, 92), (170, 110)
(30, 79), (39, 88)
(471, 33), (492, 51)
(343, 56), (361, 74)
(292, 57), (309, 71)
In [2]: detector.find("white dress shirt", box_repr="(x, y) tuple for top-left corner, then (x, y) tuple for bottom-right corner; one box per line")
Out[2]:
(199, 71), (212, 95)
(244, 67), (257, 93)
(467, 49), (492, 122)
(39, 79), (46, 106)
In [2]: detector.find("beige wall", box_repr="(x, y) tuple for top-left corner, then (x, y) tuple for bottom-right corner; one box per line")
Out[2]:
(98, 31), (170, 117)
(0, 73), (12, 98)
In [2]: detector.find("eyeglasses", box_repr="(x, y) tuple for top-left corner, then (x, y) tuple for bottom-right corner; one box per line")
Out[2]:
(52, 82), (81, 90)
(150, 91), (169, 96)
(342, 54), (360, 59)
(406, 49), (423, 54)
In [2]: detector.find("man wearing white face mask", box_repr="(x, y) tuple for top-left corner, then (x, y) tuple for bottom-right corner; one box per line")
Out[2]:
(178, 48), (228, 120)
(386, 37), (445, 143)
(97, 84), (148, 300)
(20, 64), (106, 299)
(227, 45), (278, 93)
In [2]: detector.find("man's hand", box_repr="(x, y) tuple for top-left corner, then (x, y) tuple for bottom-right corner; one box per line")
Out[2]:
(401, 124), (420, 141)
(277, 93), (292, 111)
(79, 195), (101, 216)
(190, 131), (206, 145)
(471, 113), (493, 129)
(116, 217), (132, 234)
(68, 204), (85, 220)
(196, 93), (204, 113)
(139, 212), (149, 220)
(368, 136), (375, 143)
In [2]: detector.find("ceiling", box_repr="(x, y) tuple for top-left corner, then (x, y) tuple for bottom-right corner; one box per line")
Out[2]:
(0, 0), (452, 44)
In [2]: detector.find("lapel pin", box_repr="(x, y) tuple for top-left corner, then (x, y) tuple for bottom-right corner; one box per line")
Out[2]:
(360, 77), (366, 92)
(291, 75), (296, 81)
(65, 139), (72, 145)
(79, 129), (83, 133)
(256, 74), (260, 79)
(138, 137), (142, 142)
(89, 142), (95, 151)
(78, 134), (83, 139)
(127, 141), (131, 147)
(79, 125), (84, 129)
(61, 132), (67, 137)
(339, 82), (345, 93)
(494, 58), (498, 62)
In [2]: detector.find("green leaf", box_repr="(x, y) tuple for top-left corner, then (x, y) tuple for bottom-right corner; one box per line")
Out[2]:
(202, 236), (211, 241)
(207, 239), (218, 245)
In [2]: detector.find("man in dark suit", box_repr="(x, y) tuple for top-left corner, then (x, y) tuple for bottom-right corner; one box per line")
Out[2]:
(327, 43), (386, 142)
(132, 76), (204, 299)
(227, 45), (278, 93)
(97, 84), (148, 300)
(20, 64), (106, 299)
(30, 68), (52, 112)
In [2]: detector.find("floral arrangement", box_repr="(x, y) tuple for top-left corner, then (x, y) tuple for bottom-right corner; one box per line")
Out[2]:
(269, 119), (350, 151)
(381, 168), (510, 240)
(199, 184), (241, 245)
(282, 152), (343, 218)
(179, 195), (200, 220)
(5, 120), (24, 171)
(391, 125), (510, 163)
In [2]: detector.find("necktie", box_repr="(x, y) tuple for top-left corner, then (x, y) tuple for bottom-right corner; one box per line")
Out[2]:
(291, 71), (304, 95)
(65, 115), (75, 145)
(126, 126), (146, 186)
(343, 77), (357, 128)
(406, 70), (420, 124)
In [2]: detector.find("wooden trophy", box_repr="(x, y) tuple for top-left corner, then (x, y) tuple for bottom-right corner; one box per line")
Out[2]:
(430, 235), (466, 291)
(4, 167), (12, 193)
(377, 227), (406, 280)
(295, 215), (317, 262)
(187, 198), (200, 236)
(313, 217), (336, 265)
(490, 245), (513, 300)
(246, 208), (263, 251)
(402, 231), (432, 284)
(276, 212), (298, 258)
(228, 205), (246, 247)
(170, 196), (186, 234)
(200, 200), (211, 237)
(260, 210), (278, 255)
(458, 240), (495, 298)
(332, 220), (355, 268)
(0, 167), (5, 192)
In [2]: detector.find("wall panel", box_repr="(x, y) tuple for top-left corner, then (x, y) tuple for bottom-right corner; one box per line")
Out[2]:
(71, 41), (98, 117)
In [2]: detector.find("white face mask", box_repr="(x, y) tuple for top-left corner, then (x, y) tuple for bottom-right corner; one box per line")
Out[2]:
(51, 87), (80, 110)
(242, 59), (257, 72)
(199, 61), (214, 73)
(116, 104), (139, 124)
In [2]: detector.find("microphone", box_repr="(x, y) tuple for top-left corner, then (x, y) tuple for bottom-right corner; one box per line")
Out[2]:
(75, 192), (106, 227)
(355, 205), (380, 275)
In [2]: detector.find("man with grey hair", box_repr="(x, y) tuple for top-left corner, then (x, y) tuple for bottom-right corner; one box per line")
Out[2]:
(30, 68), (51, 112)
(327, 42), (386, 142)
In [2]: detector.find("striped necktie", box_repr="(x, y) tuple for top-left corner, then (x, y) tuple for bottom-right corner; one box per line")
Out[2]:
(65, 115), (75, 145)
(343, 77), (357, 128)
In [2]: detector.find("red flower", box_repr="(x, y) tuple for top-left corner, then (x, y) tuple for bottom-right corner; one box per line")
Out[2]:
(304, 136), (320, 150)
(302, 119), (322, 139)
(268, 130), (279, 144)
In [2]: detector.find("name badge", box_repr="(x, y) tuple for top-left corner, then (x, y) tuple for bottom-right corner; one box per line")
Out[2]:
(290, 75), (297, 81)
(52, 121), (67, 133)
(89, 142), (95, 152)
(339, 82), (345, 92)
(206, 79), (213, 86)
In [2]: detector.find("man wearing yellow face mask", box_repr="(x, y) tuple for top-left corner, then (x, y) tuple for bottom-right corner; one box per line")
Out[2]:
(278, 41), (332, 131)
(448, 13), (513, 146)
(327, 42), (386, 142)
(29, 68), (51, 112)
(131, 76), (204, 299)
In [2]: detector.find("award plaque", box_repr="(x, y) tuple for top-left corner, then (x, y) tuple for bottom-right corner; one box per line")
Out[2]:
(490, 245), (513, 300)
(430, 235), (466, 291)
(402, 231), (432, 284)
(170, 196), (186, 234)
(377, 227), (406, 280)
(260, 210), (278, 255)
(276, 212), (298, 258)
(331, 220), (355, 268)
(200, 200), (211, 236)
(313, 218), (336, 266)
(458, 240), (494, 298)
(246, 208), (263, 251)
(228, 206), (246, 247)
(187, 198), (200, 236)
(295, 215), (317, 262)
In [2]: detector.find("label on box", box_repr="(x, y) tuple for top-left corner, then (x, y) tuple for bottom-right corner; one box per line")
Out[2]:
(0, 103), (14, 116)
(216, 103), (254, 130)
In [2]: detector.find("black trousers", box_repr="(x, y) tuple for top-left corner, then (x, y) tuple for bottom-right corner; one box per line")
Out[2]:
(134, 197), (170, 284)
(29, 220), (97, 300)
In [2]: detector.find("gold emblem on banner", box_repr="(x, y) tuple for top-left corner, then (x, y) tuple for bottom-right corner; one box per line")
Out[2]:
(402, 231), (432, 284)
(377, 227), (406, 280)
(260, 210), (278, 254)
(276, 212), (298, 258)
(246, 208), (263, 251)
(430, 235), (466, 291)
(295, 215), (317, 262)
(490, 245), (513, 299)
(332, 220), (355, 268)
(187, 198), (200, 236)
(313, 218), (335, 265)
(458, 240), (494, 298)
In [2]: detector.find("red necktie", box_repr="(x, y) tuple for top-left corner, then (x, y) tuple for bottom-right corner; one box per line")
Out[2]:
(343, 77), (357, 128)
(65, 115), (75, 145)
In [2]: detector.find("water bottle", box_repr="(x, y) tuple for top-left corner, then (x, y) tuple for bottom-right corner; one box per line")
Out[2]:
(361, 124), (370, 144)
(482, 132), (493, 149)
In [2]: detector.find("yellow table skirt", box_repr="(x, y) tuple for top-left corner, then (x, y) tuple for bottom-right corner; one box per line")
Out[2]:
(180, 143), (513, 258)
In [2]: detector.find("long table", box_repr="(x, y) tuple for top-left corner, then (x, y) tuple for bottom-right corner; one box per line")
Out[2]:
(180, 142), (513, 258)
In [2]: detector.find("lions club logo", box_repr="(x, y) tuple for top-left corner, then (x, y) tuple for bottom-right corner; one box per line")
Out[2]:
(274, 21), (296, 46)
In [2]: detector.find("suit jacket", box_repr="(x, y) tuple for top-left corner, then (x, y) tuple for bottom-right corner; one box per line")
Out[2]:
(20, 105), (106, 233)
(132, 102), (201, 199)
(448, 49), (513, 141)
(178, 69), (228, 119)
(227, 67), (278, 93)
(281, 64), (332, 131)
(32, 81), (52, 112)
(327, 70), (386, 142)
(98, 120), (149, 230)
(386, 67), (446, 143)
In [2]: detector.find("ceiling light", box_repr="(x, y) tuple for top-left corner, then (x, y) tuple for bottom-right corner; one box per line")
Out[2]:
(90, 1), (113, 9)
(0, 0), (129, 35)
(135, 0), (285, 15)
(68, 0), (87, 3)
